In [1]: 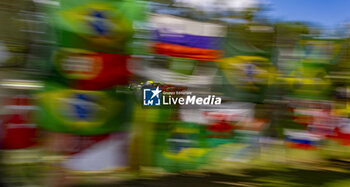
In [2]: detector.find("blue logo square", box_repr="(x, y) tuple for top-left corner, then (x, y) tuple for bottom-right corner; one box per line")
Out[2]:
(143, 87), (161, 106)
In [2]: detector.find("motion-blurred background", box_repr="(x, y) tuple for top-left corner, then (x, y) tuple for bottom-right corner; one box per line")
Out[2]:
(1, 0), (350, 186)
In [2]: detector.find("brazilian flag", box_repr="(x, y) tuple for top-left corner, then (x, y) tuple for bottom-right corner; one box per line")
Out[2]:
(282, 36), (344, 100)
(44, 0), (146, 54)
(35, 81), (134, 135)
(216, 25), (276, 103)
(153, 122), (209, 172)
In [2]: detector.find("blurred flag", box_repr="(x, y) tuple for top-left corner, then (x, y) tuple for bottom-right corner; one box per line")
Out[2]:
(285, 129), (322, 150)
(1, 96), (37, 149)
(54, 48), (130, 90)
(35, 82), (133, 135)
(47, 0), (145, 53)
(150, 13), (225, 60)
